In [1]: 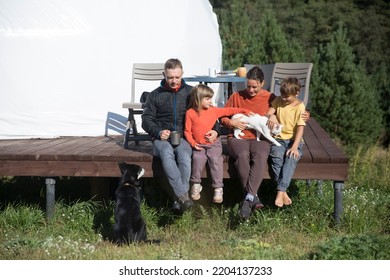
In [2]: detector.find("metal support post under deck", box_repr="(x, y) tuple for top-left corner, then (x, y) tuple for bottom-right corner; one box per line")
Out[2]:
(45, 178), (56, 220)
(333, 181), (344, 224)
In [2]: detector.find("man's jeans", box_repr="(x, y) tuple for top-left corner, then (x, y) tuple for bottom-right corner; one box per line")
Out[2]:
(153, 138), (192, 198)
(269, 139), (303, 192)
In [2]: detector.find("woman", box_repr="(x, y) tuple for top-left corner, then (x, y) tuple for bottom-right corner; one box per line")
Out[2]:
(220, 66), (308, 219)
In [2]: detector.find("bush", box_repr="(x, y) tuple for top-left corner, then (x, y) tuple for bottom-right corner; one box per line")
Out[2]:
(307, 234), (390, 260)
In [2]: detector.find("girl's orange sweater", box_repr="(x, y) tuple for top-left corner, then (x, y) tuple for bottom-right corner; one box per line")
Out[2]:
(184, 106), (250, 147)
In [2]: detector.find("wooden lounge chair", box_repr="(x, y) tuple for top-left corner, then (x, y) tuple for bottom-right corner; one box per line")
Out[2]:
(122, 63), (164, 147)
(270, 62), (313, 106)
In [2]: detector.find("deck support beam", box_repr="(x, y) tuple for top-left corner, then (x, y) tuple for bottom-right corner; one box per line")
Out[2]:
(333, 181), (344, 224)
(45, 178), (56, 221)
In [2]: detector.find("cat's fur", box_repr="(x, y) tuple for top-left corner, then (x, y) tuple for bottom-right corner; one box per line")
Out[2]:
(232, 113), (282, 146)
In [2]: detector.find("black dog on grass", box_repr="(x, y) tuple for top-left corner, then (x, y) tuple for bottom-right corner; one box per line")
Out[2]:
(113, 162), (146, 245)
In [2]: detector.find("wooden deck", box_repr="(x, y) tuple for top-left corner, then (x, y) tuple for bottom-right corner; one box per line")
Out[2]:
(0, 118), (349, 222)
(0, 135), (153, 178)
(0, 119), (348, 179)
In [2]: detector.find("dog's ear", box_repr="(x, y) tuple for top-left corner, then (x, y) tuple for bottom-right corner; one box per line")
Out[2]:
(137, 167), (145, 179)
(118, 162), (127, 174)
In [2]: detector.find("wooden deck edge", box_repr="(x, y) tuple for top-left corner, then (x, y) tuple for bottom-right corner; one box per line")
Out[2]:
(0, 160), (349, 181)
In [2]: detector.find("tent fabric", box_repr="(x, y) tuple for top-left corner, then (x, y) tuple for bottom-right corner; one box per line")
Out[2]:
(0, 0), (222, 139)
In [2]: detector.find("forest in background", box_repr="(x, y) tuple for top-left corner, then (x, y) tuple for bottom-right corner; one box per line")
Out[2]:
(210, 0), (389, 151)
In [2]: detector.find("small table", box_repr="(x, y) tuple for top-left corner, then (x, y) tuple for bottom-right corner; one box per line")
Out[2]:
(184, 75), (246, 99)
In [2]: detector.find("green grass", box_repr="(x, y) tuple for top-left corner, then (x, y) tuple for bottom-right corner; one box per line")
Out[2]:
(1, 145), (389, 260)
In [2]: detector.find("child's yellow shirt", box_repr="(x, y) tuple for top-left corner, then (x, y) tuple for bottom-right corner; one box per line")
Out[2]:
(272, 96), (306, 140)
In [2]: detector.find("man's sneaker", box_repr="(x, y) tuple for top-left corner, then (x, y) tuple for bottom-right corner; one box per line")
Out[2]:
(213, 187), (223, 203)
(252, 195), (265, 210)
(239, 199), (253, 220)
(190, 183), (203, 200)
(171, 200), (181, 215)
(177, 192), (194, 212)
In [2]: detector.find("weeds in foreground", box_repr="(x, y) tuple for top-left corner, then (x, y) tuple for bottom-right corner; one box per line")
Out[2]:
(0, 146), (389, 260)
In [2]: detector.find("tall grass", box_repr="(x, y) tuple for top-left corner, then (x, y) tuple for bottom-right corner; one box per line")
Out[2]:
(0, 146), (389, 260)
(346, 146), (390, 233)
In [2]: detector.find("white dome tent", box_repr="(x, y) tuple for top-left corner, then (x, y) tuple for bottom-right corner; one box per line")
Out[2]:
(0, 0), (222, 139)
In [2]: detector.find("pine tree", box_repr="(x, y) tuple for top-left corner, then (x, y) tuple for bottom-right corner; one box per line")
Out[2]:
(252, 10), (303, 64)
(311, 27), (382, 147)
(374, 62), (390, 147)
(218, 0), (253, 69)
(218, 1), (303, 69)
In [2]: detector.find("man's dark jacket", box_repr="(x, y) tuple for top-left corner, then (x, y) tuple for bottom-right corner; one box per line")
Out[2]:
(142, 80), (192, 139)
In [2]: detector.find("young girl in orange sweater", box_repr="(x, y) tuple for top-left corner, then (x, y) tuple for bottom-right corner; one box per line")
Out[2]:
(184, 84), (252, 203)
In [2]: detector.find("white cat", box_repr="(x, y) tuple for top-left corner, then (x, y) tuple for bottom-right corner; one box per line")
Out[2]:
(232, 113), (282, 146)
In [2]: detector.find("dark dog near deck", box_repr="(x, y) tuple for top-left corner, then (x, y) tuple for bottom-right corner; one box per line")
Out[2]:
(113, 162), (146, 244)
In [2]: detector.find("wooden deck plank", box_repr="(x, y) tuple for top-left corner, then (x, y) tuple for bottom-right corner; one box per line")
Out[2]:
(73, 137), (124, 159)
(299, 141), (312, 163)
(221, 162), (349, 181)
(36, 137), (97, 160)
(34, 137), (122, 161)
(302, 120), (330, 163)
(76, 137), (128, 160)
(0, 160), (348, 180)
(0, 138), (76, 160)
(0, 138), (53, 154)
(0, 160), (132, 177)
(307, 119), (348, 163)
(55, 139), (113, 160)
(11, 138), (74, 154)
(43, 137), (97, 155)
(0, 139), (34, 150)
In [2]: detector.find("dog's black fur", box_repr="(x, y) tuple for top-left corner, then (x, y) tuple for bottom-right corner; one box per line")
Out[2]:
(113, 162), (147, 245)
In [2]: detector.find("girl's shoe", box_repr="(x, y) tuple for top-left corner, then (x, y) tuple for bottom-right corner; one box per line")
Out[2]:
(213, 187), (223, 203)
(190, 183), (203, 200)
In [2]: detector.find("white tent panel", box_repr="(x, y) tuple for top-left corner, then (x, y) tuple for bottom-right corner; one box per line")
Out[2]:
(0, 0), (222, 139)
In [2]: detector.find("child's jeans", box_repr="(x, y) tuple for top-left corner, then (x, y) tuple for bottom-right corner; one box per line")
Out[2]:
(269, 139), (303, 192)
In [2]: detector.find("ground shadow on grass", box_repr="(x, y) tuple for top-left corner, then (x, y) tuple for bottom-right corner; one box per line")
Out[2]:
(93, 206), (115, 241)
(0, 177), (47, 210)
(0, 176), (88, 212)
(139, 176), (300, 230)
(0, 176), (121, 210)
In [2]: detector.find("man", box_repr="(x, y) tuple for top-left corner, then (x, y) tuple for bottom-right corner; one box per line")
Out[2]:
(142, 58), (219, 213)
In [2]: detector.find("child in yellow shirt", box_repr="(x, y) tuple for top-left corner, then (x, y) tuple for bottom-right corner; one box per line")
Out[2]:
(265, 77), (306, 207)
